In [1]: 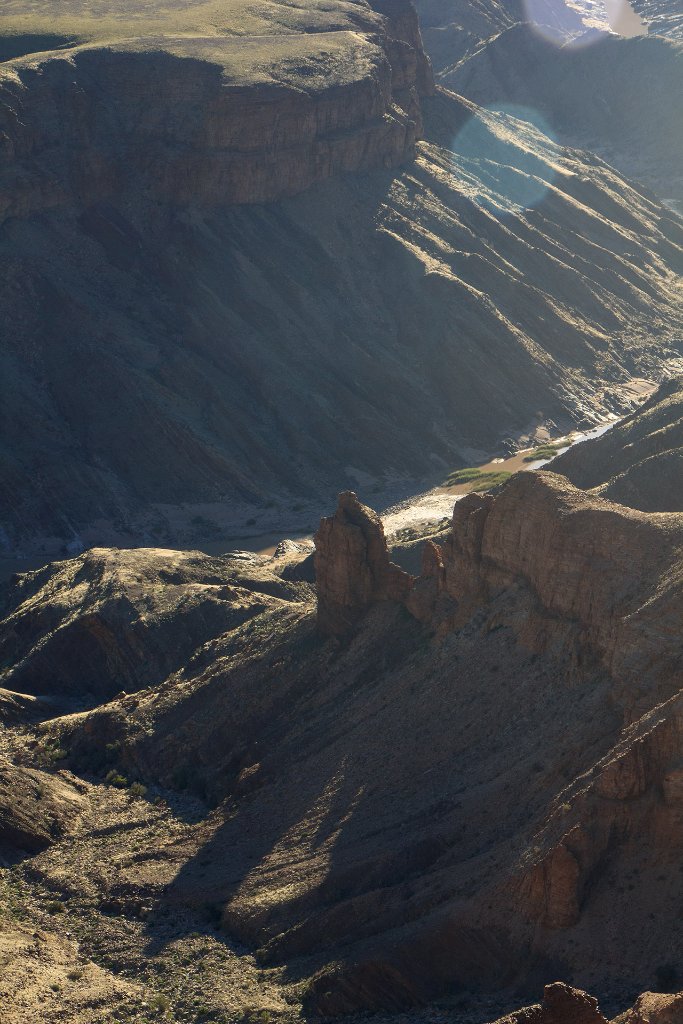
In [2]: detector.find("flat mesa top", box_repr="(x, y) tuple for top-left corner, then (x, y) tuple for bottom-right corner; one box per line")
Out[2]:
(0, 0), (383, 45)
(0, 0), (386, 84)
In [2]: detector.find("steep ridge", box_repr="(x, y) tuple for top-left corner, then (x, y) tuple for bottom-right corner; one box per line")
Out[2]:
(632, 0), (683, 38)
(17, 469), (679, 1019)
(414, 0), (607, 71)
(552, 376), (683, 510)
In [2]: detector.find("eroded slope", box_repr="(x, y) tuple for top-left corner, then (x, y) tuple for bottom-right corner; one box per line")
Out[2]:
(552, 376), (683, 509)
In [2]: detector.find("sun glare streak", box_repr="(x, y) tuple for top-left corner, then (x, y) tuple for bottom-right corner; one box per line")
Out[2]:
(451, 105), (558, 215)
(522, 0), (645, 48)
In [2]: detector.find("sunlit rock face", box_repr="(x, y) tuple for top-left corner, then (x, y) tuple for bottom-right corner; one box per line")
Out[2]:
(37, 462), (683, 1015)
(630, 0), (683, 38)
(314, 491), (413, 636)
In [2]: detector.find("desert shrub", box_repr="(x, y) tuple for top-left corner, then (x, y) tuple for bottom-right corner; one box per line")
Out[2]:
(149, 993), (171, 1012)
(523, 443), (566, 462)
(105, 770), (128, 788)
(129, 781), (147, 799)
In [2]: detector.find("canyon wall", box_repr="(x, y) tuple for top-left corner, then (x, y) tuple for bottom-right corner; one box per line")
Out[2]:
(0, 6), (432, 221)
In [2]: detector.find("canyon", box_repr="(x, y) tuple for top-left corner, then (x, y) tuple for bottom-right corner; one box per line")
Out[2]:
(3, 1), (683, 1023)
(2, 381), (683, 1022)
(3, 0), (683, 561)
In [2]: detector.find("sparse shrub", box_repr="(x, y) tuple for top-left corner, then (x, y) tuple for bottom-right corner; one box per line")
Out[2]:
(105, 770), (128, 788)
(129, 781), (147, 799)
(46, 901), (65, 914)
(149, 993), (171, 1013)
(523, 443), (566, 462)
(39, 740), (68, 766)
(67, 969), (83, 981)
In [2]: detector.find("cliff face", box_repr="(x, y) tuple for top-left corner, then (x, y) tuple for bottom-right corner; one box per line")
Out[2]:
(0, 22), (427, 219)
(315, 491), (413, 635)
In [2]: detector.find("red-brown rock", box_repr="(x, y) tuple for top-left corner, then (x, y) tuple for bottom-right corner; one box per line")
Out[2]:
(314, 491), (414, 635)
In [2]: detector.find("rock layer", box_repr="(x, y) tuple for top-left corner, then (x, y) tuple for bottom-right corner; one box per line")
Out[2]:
(315, 491), (413, 635)
(0, 30), (419, 221)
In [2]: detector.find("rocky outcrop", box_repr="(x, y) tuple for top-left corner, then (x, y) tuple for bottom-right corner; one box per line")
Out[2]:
(315, 491), (413, 635)
(434, 471), (683, 704)
(493, 983), (607, 1024)
(0, 758), (83, 857)
(0, 547), (310, 702)
(616, 991), (683, 1022)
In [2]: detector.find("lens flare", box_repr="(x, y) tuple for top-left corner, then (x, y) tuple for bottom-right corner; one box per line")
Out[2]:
(522, 0), (645, 49)
(451, 105), (558, 216)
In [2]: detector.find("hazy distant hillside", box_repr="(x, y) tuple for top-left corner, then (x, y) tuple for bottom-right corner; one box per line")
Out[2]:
(438, 22), (683, 201)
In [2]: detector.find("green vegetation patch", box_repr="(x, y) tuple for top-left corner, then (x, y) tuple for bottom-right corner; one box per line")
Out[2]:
(444, 468), (513, 489)
(523, 443), (566, 462)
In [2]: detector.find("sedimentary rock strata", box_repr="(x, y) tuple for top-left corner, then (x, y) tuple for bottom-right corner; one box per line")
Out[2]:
(315, 490), (413, 635)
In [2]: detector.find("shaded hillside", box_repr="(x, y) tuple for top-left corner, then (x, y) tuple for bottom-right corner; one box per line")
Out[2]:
(3, 1), (683, 561)
(552, 376), (683, 509)
(414, 0), (609, 70)
(2, 72), (683, 557)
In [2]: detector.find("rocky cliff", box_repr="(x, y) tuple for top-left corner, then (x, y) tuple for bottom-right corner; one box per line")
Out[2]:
(314, 491), (413, 635)
(0, 0), (432, 219)
(8, 463), (675, 1020)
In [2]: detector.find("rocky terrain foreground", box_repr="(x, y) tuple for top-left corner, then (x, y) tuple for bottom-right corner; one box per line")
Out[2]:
(3, 0), (683, 561)
(1, 382), (683, 1022)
